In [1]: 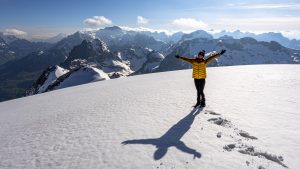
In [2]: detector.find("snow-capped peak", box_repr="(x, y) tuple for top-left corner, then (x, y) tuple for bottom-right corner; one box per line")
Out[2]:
(26, 66), (69, 95)
(51, 66), (109, 90)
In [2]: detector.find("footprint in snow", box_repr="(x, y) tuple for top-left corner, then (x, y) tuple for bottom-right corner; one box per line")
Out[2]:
(208, 117), (232, 127)
(205, 111), (286, 167)
(223, 143), (288, 168)
(223, 144), (236, 151)
(204, 110), (221, 115)
(238, 131), (258, 140)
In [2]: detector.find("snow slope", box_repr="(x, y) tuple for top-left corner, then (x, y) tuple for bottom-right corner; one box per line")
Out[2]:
(54, 66), (110, 90)
(0, 65), (299, 169)
(37, 66), (69, 93)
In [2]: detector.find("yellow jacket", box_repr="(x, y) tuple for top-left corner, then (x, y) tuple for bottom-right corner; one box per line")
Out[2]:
(179, 53), (221, 79)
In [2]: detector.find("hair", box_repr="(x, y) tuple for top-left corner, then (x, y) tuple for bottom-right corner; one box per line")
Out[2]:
(198, 50), (205, 56)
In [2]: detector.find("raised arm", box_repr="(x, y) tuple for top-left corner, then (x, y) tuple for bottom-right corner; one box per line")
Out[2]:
(205, 53), (221, 64)
(175, 55), (194, 64)
(205, 50), (226, 64)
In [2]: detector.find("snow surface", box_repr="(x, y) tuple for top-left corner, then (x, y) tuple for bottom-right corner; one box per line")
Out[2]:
(55, 66), (110, 90)
(0, 65), (299, 169)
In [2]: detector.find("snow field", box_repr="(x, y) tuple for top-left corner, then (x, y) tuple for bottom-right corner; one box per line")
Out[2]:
(0, 65), (299, 169)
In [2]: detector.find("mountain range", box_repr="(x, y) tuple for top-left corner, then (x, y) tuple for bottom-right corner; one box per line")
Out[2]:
(214, 30), (300, 50)
(158, 36), (299, 72)
(0, 26), (299, 102)
(0, 32), (52, 65)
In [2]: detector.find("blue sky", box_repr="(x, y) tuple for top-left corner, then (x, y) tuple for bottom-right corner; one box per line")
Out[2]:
(1, 0), (300, 39)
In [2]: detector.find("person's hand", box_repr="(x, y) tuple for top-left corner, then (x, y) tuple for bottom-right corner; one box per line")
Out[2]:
(121, 141), (129, 145)
(220, 49), (226, 55)
(193, 152), (201, 159)
(175, 55), (180, 58)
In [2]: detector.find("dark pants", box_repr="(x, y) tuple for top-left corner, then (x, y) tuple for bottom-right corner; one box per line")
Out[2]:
(194, 79), (205, 103)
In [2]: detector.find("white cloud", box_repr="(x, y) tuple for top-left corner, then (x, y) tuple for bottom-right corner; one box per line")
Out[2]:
(206, 16), (300, 39)
(281, 30), (300, 40)
(137, 16), (149, 25)
(83, 16), (112, 27)
(120, 26), (172, 35)
(213, 16), (300, 31)
(4, 29), (27, 37)
(172, 18), (207, 32)
(226, 3), (300, 9)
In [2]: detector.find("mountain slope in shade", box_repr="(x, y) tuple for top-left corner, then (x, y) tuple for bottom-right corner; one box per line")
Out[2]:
(0, 32), (94, 101)
(0, 33), (52, 65)
(0, 65), (299, 169)
(30, 33), (67, 43)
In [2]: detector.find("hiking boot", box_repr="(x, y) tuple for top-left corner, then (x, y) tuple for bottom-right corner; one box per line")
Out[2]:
(193, 102), (200, 108)
(200, 101), (206, 107)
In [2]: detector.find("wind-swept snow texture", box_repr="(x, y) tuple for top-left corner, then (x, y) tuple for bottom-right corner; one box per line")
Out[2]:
(0, 65), (299, 169)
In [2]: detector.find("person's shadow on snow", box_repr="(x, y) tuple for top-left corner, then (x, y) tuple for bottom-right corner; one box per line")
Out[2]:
(122, 107), (203, 160)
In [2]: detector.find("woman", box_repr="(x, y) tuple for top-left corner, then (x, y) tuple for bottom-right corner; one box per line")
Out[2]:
(175, 49), (226, 107)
